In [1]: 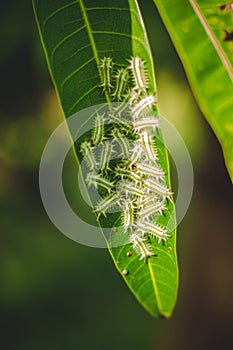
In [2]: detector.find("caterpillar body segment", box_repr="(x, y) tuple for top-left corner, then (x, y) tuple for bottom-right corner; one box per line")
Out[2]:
(80, 141), (97, 170)
(112, 67), (129, 101)
(129, 56), (148, 93)
(129, 233), (154, 260)
(99, 57), (114, 92)
(86, 172), (114, 193)
(94, 193), (121, 219)
(92, 113), (105, 145)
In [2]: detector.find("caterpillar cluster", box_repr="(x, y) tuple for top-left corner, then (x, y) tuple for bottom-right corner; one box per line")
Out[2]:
(80, 56), (173, 261)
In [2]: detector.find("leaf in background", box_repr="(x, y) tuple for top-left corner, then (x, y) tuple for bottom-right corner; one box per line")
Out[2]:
(153, 0), (233, 182)
(33, 0), (178, 317)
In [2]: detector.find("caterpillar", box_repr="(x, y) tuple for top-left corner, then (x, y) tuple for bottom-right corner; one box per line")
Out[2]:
(86, 172), (114, 194)
(135, 195), (154, 210)
(131, 94), (157, 119)
(129, 143), (145, 165)
(144, 178), (173, 200)
(115, 165), (142, 184)
(92, 113), (105, 145)
(129, 233), (154, 260)
(128, 89), (140, 106)
(112, 68), (129, 101)
(112, 94), (130, 116)
(132, 117), (159, 134)
(94, 193), (120, 219)
(122, 199), (135, 231)
(80, 141), (97, 170)
(99, 57), (114, 92)
(118, 181), (148, 198)
(99, 141), (114, 173)
(129, 56), (148, 93)
(136, 220), (169, 243)
(79, 55), (173, 261)
(107, 112), (132, 131)
(138, 130), (158, 162)
(136, 162), (164, 180)
(112, 128), (131, 158)
(137, 200), (167, 219)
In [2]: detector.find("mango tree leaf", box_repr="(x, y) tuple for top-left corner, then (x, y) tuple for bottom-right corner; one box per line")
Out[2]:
(33, 0), (178, 317)
(153, 0), (233, 182)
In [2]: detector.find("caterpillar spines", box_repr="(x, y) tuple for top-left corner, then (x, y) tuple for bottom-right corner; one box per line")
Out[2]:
(92, 113), (105, 145)
(99, 141), (115, 173)
(94, 193), (120, 219)
(81, 55), (173, 261)
(99, 56), (114, 92)
(129, 233), (154, 260)
(132, 117), (159, 134)
(137, 130), (158, 162)
(136, 162), (165, 180)
(137, 220), (169, 243)
(137, 200), (167, 219)
(112, 67), (129, 101)
(112, 128), (131, 159)
(144, 178), (173, 200)
(131, 94), (157, 119)
(80, 141), (97, 170)
(118, 181), (148, 198)
(86, 172), (114, 194)
(129, 143), (145, 165)
(122, 199), (135, 231)
(115, 165), (142, 184)
(112, 94), (130, 116)
(107, 112), (132, 131)
(129, 56), (149, 93)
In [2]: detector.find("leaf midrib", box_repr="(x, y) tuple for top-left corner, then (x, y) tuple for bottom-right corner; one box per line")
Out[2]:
(148, 259), (163, 314)
(189, 0), (233, 81)
(78, 0), (111, 103)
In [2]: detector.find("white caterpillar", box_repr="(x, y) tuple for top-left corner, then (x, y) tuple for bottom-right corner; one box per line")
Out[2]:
(129, 56), (148, 93)
(137, 130), (158, 162)
(129, 233), (154, 260)
(137, 200), (166, 219)
(144, 178), (173, 200)
(132, 117), (159, 134)
(136, 162), (164, 180)
(86, 172), (114, 193)
(118, 181), (148, 198)
(94, 193), (120, 219)
(131, 94), (157, 119)
(129, 143), (145, 165)
(81, 56), (174, 261)
(122, 199), (135, 231)
(115, 165), (142, 184)
(136, 220), (169, 243)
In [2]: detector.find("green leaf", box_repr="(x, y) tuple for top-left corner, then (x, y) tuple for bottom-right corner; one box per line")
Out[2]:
(153, 0), (233, 182)
(33, 0), (178, 317)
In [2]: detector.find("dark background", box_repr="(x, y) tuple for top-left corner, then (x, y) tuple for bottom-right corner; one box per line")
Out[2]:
(0, 0), (233, 349)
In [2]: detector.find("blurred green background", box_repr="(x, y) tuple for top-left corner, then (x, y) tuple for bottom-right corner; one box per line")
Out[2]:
(1, 1), (233, 349)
